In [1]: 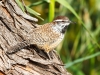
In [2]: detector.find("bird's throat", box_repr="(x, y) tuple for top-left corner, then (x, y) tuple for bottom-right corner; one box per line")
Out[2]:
(61, 26), (68, 33)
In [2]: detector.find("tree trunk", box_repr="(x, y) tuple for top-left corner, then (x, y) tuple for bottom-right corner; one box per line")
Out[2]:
(0, 0), (71, 75)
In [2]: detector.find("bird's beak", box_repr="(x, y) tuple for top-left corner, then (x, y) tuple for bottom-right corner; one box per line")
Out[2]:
(70, 21), (76, 24)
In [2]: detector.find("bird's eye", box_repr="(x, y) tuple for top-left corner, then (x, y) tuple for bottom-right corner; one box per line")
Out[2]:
(62, 21), (66, 23)
(62, 21), (65, 23)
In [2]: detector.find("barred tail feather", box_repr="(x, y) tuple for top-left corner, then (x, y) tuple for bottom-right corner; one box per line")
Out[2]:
(6, 40), (30, 54)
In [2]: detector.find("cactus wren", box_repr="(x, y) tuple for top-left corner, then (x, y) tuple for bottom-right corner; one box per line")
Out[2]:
(6, 16), (73, 54)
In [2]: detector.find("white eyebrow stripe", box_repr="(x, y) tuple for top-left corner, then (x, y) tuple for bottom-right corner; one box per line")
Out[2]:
(55, 19), (69, 21)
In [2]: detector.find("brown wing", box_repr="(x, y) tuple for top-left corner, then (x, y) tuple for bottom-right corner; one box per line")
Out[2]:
(28, 23), (61, 51)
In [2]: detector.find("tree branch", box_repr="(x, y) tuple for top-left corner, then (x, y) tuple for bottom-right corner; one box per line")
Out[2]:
(0, 0), (71, 75)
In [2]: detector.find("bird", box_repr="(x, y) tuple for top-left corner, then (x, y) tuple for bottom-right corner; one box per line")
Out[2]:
(6, 16), (73, 55)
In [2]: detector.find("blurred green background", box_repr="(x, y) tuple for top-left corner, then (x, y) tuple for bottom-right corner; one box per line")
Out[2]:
(18, 0), (100, 75)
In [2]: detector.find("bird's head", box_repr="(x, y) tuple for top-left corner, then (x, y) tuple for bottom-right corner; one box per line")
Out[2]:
(52, 16), (73, 33)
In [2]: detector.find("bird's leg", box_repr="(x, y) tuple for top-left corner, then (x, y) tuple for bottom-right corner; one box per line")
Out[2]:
(46, 51), (53, 60)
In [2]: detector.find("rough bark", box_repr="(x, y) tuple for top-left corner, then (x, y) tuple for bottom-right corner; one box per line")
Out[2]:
(0, 0), (71, 75)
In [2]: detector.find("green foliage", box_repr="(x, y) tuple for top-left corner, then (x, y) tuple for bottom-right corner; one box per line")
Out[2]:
(49, 0), (55, 22)
(15, 0), (44, 20)
(65, 52), (100, 68)
(15, 0), (25, 11)
(23, 0), (100, 75)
